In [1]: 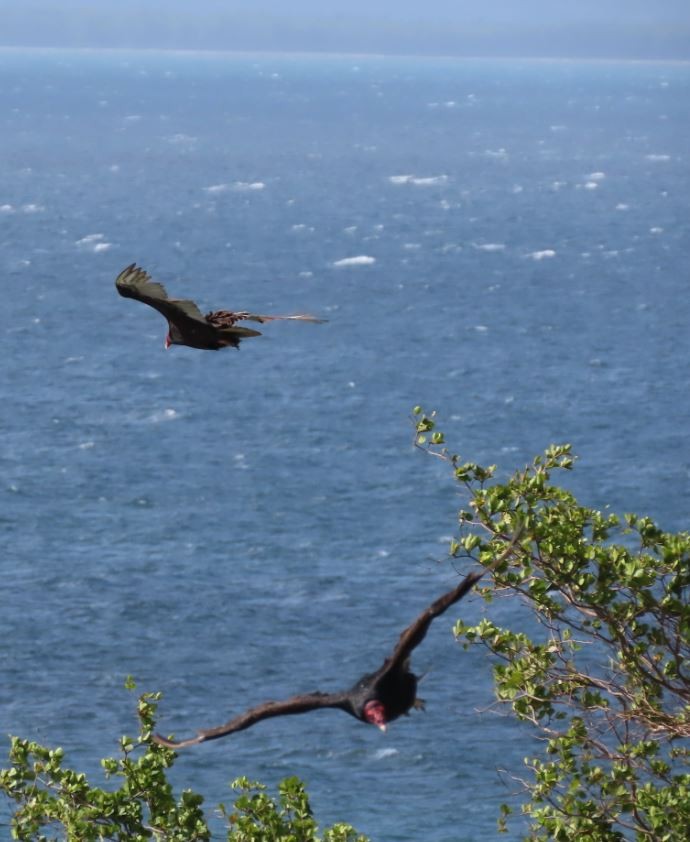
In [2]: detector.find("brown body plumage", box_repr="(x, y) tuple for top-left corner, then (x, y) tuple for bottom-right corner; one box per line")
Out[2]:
(115, 264), (325, 350)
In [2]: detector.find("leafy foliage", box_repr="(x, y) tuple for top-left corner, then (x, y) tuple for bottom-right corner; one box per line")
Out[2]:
(0, 682), (367, 841)
(414, 407), (690, 840)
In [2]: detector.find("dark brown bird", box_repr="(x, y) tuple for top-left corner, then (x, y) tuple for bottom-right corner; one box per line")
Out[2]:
(153, 537), (519, 749)
(115, 264), (325, 350)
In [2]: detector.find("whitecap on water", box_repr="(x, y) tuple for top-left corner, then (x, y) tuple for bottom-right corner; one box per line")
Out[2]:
(167, 133), (197, 146)
(75, 233), (112, 253)
(645, 153), (670, 162)
(373, 748), (399, 760)
(332, 255), (376, 267)
(0, 204), (14, 213)
(204, 181), (265, 193)
(233, 181), (266, 191)
(388, 174), (448, 186)
(204, 183), (228, 193)
(474, 243), (505, 252)
(410, 175), (448, 186)
(148, 408), (179, 423)
(528, 249), (556, 260)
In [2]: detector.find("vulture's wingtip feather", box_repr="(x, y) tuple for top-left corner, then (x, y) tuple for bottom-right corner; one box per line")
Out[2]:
(152, 732), (204, 749)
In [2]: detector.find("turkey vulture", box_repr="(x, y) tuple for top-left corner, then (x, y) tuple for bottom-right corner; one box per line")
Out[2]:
(115, 264), (325, 350)
(153, 536), (520, 748)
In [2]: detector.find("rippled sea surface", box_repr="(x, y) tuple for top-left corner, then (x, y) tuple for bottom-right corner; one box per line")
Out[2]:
(1, 49), (689, 840)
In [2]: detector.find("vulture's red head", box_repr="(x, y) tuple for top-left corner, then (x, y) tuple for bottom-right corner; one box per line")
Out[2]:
(363, 700), (388, 732)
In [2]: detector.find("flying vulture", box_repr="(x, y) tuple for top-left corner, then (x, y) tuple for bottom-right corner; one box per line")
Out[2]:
(153, 537), (520, 749)
(115, 264), (325, 350)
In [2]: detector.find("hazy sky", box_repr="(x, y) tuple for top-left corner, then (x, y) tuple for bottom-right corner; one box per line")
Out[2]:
(2, 1), (689, 59)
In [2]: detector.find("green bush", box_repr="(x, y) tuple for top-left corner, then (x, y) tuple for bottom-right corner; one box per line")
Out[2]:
(0, 681), (367, 841)
(414, 407), (690, 840)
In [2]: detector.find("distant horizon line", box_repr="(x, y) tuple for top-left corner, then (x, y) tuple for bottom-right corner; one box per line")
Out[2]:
(1, 43), (689, 65)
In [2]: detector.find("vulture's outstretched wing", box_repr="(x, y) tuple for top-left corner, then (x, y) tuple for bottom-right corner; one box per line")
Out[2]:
(154, 690), (351, 749)
(115, 264), (208, 326)
(378, 533), (523, 680)
(207, 309), (327, 328)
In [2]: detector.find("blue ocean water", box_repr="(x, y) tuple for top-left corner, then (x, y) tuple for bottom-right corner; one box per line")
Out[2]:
(1, 49), (689, 840)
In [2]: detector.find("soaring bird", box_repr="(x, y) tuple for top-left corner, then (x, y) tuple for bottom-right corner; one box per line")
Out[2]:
(153, 537), (519, 749)
(115, 264), (325, 350)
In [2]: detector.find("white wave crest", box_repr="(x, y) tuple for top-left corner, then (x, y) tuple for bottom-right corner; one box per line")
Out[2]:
(204, 181), (266, 193)
(474, 243), (505, 252)
(389, 174), (448, 186)
(332, 255), (376, 267)
(167, 133), (197, 146)
(148, 408), (179, 423)
(528, 249), (556, 261)
(645, 154), (670, 162)
(76, 233), (112, 253)
(0, 204), (14, 213)
(233, 181), (266, 191)
(411, 175), (448, 186)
